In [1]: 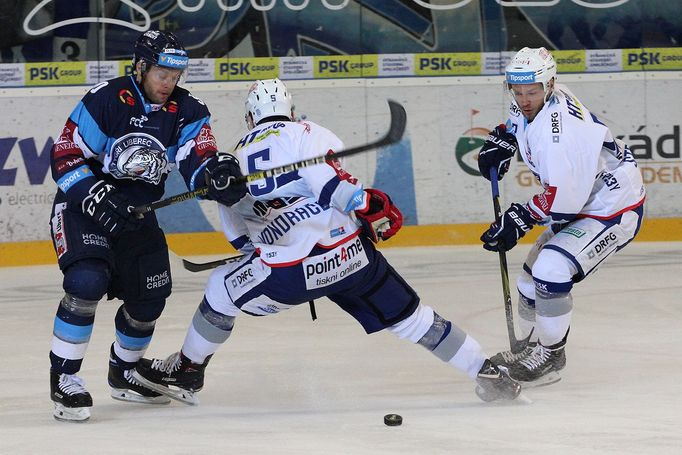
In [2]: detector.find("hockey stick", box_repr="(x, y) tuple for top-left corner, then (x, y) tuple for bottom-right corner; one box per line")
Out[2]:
(489, 167), (533, 354)
(181, 253), (317, 320)
(132, 99), (407, 215)
(182, 255), (244, 272)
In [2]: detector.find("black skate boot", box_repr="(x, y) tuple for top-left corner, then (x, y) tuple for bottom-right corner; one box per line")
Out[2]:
(507, 339), (566, 387)
(108, 345), (170, 405)
(475, 359), (522, 402)
(132, 352), (212, 405)
(490, 341), (537, 368)
(50, 371), (93, 422)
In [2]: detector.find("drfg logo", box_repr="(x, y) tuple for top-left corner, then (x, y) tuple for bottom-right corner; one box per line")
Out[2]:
(231, 268), (254, 287)
(550, 112), (561, 134)
(587, 232), (618, 259)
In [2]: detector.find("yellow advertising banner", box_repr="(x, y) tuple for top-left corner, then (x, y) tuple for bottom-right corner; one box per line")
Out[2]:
(25, 62), (87, 86)
(414, 53), (480, 76)
(623, 47), (682, 70)
(313, 55), (379, 78)
(215, 57), (279, 81)
(553, 50), (587, 73)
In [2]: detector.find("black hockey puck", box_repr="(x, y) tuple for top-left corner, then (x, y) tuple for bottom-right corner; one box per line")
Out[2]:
(384, 413), (403, 426)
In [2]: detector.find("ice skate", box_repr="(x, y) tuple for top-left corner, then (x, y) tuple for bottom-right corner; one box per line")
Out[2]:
(108, 350), (171, 405)
(490, 342), (536, 368)
(507, 341), (566, 387)
(133, 352), (211, 406)
(474, 359), (522, 402)
(50, 372), (93, 422)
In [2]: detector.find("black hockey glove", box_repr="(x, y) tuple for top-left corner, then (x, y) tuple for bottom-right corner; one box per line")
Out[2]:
(477, 124), (518, 181)
(355, 189), (403, 243)
(480, 203), (536, 252)
(81, 180), (143, 239)
(204, 153), (248, 207)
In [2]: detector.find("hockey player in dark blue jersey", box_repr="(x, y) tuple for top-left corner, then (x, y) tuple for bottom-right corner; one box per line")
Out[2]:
(47, 30), (247, 422)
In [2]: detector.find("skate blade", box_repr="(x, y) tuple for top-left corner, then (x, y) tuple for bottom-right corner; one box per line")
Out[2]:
(519, 372), (562, 389)
(53, 403), (90, 422)
(132, 371), (199, 406)
(476, 390), (533, 405)
(515, 392), (533, 404)
(110, 388), (171, 405)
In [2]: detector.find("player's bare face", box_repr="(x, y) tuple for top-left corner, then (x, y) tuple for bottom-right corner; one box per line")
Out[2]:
(510, 83), (546, 122)
(143, 65), (182, 104)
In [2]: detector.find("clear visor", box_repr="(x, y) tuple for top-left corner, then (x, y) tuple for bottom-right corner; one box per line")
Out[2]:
(504, 79), (553, 105)
(144, 63), (187, 85)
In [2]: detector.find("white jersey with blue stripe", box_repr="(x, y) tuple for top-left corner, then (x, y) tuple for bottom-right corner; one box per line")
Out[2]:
(220, 120), (365, 266)
(506, 84), (646, 224)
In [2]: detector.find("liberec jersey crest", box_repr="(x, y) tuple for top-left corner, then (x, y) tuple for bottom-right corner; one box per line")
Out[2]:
(108, 132), (170, 184)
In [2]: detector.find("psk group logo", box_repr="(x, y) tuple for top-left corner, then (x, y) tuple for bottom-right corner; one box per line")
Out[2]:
(623, 47), (682, 70)
(314, 55), (378, 78)
(455, 127), (489, 176)
(216, 57), (279, 81)
(26, 62), (86, 86)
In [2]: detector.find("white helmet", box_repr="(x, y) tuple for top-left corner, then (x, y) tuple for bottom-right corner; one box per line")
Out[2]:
(505, 47), (557, 95)
(245, 78), (293, 126)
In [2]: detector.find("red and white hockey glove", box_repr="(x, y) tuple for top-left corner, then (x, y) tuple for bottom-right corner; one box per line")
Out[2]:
(355, 189), (403, 243)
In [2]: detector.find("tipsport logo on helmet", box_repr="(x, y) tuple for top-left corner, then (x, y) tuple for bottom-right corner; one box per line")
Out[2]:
(158, 53), (189, 69)
(506, 71), (536, 84)
(454, 127), (490, 177)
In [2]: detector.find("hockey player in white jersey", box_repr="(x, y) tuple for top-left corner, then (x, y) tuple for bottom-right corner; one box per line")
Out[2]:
(477, 47), (646, 386)
(134, 78), (522, 404)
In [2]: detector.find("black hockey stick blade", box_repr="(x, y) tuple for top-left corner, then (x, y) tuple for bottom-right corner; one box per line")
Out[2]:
(132, 100), (407, 215)
(490, 167), (532, 354)
(182, 254), (244, 272)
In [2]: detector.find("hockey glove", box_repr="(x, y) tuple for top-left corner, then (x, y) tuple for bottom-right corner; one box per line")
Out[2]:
(480, 203), (536, 252)
(477, 124), (518, 181)
(81, 180), (143, 239)
(355, 189), (403, 243)
(204, 153), (248, 207)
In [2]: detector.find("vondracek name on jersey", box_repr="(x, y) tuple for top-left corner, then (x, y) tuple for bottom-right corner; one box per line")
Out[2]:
(220, 119), (368, 266)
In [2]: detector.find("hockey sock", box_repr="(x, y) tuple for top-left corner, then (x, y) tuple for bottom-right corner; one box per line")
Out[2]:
(50, 294), (98, 374)
(114, 306), (156, 368)
(534, 283), (573, 346)
(518, 292), (538, 341)
(388, 304), (486, 379)
(182, 297), (235, 363)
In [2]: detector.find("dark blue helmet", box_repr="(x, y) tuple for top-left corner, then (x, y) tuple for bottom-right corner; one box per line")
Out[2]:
(133, 30), (188, 75)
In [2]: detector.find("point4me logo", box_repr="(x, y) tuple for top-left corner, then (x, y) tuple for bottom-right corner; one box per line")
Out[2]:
(454, 127), (490, 177)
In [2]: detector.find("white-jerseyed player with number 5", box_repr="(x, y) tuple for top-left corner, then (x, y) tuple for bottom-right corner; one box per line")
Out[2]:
(477, 47), (646, 387)
(134, 78), (523, 404)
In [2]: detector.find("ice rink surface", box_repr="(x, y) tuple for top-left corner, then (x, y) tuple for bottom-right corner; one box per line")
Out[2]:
(1, 242), (680, 455)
